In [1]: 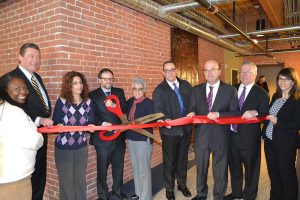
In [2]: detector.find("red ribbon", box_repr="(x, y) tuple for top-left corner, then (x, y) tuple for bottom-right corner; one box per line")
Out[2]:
(38, 115), (267, 140)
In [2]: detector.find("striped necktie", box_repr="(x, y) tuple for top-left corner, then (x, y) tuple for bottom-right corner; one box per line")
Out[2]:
(31, 76), (49, 113)
(207, 86), (214, 111)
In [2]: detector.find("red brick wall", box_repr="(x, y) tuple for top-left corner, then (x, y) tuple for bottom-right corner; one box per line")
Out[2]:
(0, 0), (169, 199)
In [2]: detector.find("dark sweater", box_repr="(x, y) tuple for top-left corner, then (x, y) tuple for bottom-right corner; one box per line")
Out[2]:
(53, 98), (95, 150)
(125, 97), (154, 142)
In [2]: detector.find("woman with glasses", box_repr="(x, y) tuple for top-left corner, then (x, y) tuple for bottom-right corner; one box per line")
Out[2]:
(263, 68), (300, 200)
(126, 77), (154, 200)
(52, 71), (95, 200)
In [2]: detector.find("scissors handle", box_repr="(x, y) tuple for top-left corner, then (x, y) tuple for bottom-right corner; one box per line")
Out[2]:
(99, 95), (124, 141)
(105, 95), (123, 118)
(99, 130), (121, 141)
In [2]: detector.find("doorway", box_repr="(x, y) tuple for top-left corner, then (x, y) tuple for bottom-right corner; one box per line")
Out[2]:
(256, 63), (284, 97)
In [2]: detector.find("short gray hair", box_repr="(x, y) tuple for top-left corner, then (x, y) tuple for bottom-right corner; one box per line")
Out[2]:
(132, 77), (147, 92)
(241, 61), (257, 73)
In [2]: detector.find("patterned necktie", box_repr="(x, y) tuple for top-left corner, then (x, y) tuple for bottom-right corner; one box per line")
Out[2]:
(207, 86), (214, 112)
(31, 76), (48, 112)
(232, 86), (247, 132)
(239, 86), (246, 110)
(173, 83), (185, 115)
(105, 91), (110, 97)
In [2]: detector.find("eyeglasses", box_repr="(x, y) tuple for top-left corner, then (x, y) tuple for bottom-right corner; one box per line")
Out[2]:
(278, 77), (292, 83)
(132, 87), (144, 92)
(163, 68), (176, 73)
(239, 71), (255, 75)
(203, 68), (219, 73)
(100, 78), (115, 82)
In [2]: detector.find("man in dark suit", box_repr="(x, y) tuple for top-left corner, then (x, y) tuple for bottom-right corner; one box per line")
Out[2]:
(89, 68), (127, 200)
(153, 61), (192, 200)
(224, 62), (269, 200)
(9, 43), (53, 200)
(188, 60), (238, 200)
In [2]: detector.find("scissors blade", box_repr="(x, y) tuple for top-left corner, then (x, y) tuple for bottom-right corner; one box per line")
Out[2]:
(133, 113), (164, 124)
(133, 128), (162, 144)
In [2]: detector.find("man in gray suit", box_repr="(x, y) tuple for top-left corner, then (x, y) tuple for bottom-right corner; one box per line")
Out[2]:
(188, 60), (238, 200)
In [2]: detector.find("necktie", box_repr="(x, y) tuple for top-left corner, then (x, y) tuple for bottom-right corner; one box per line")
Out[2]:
(31, 76), (48, 112)
(173, 83), (185, 115)
(232, 86), (247, 132)
(207, 86), (214, 112)
(239, 86), (246, 110)
(105, 92), (110, 97)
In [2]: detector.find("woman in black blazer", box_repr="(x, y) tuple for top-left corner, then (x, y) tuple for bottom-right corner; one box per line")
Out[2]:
(264, 68), (300, 200)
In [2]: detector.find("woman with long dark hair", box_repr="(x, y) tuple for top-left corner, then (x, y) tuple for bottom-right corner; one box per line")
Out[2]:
(264, 67), (300, 200)
(52, 71), (95, 200)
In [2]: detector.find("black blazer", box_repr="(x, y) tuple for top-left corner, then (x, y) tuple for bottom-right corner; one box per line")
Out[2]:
(152, 77), (192, 136)
(9, 66), (51, 122)
(188, 81), (239, 151)
(263, 94), (300, 149)
(89, 87), (127, 146)
(233, 83), (269, 150)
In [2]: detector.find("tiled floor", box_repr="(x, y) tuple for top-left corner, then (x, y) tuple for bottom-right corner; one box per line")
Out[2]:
(153, 142), (270, 200)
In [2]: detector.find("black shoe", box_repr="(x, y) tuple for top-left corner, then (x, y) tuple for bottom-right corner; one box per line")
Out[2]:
(191, 196), (206, 200)
(130, 194), (139, 199)
(223, 193), (243, 200)
(166, 190), (175, 200)
(177, 186), (192, 197)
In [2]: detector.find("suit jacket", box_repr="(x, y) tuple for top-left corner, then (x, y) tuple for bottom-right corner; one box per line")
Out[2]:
(89, 87), (127, 146)
(188, 81), (239, 151)
(233, 83), (269, 150)
(263, 94), (300, 149)
(9, 66), (51, 122)
(152, 77), (192, 136)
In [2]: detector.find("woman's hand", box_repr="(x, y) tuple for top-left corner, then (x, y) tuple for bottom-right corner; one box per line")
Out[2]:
(88, 124), (95, 133)
(266, 115), (277, 125)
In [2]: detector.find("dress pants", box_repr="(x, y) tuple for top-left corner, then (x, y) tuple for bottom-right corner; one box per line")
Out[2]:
(161, 132), (191, 192)
(95, 140), (126, 200)
(55, 147), (88, 200)
(0, 176), (31, 200)
(265, 139), (298, 200)
(228, 137), (261, 200)
(195, 142), (228, 200)
(128, 139), (152, 200)
(32, 134), (47, 200)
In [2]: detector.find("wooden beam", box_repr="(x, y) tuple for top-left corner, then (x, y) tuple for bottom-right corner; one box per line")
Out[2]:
(258, 0), (284, 26)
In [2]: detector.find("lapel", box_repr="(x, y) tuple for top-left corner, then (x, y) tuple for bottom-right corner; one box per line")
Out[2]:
(241, 84), (256, 111)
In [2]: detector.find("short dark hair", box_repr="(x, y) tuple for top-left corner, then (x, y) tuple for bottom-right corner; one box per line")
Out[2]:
(98, 68), (114, 79)
(0, 72), (26, 107)
(19, 43), (40, 56)
(162, 60), (175, 70)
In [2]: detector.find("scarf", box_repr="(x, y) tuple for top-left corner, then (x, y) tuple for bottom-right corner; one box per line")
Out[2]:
(128, 96), (146, 121)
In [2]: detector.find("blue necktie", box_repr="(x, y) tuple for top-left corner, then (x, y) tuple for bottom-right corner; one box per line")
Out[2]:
(173, 83), (185, 115)
(105, 92), (110, 97)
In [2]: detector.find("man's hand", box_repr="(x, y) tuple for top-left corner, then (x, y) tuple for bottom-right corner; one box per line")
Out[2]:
(242, 110), (258, 119)
(187, 112), (195, 117)
(101, 122), (112, 126)
(207, 112), (219, 120)
(39, 118), (54, 127)
(157, 119), (172, 129)
(105, 100), (116, 108)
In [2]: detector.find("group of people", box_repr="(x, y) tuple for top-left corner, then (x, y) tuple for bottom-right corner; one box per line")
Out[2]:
(0, 42), (300, 200)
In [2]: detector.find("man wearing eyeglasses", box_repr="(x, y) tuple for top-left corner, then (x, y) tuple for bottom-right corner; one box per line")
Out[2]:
(153, 60), (193, 200)
(224, 62), (269, 200)
(89, 68), (127, 200)
(188, 60), (239, 200)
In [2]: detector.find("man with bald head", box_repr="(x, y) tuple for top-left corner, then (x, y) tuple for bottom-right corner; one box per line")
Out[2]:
(188, 60), (238, 200)
(224, 61), (269, 200)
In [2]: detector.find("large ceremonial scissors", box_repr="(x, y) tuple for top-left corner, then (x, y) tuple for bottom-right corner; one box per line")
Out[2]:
(98, 95), (164, 143)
